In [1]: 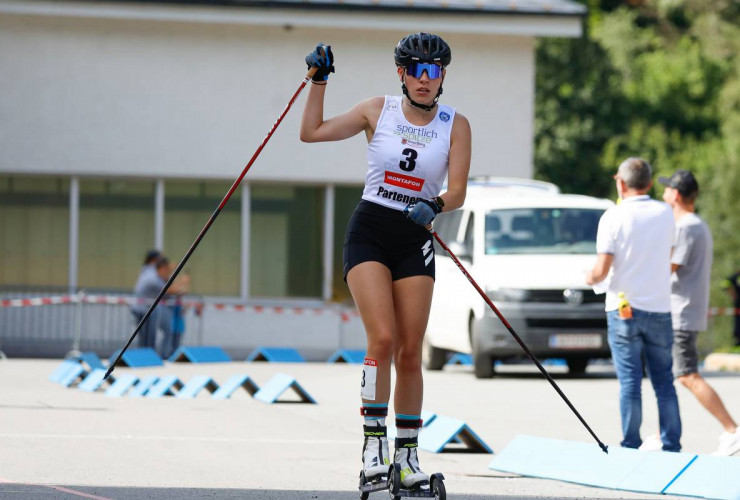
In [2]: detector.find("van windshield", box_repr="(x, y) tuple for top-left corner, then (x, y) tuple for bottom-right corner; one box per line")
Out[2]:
(485, 208), (604, 255)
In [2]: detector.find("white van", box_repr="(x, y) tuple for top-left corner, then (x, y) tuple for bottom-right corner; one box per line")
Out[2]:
(425, 177), (614, 378)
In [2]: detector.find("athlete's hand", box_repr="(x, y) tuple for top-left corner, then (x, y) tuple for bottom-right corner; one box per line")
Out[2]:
(306, 43), (335, 82)
(405, 198), (442, 226)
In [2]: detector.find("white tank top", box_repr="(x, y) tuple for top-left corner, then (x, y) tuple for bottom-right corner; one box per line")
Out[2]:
(362, 95), (455, 211)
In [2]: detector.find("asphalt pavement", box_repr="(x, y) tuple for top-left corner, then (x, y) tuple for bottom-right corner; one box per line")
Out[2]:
(1, 358), (738, 499)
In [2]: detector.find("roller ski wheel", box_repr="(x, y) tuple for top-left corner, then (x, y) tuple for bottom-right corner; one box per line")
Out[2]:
(388, 464), (402, 500)
(430, 474), (446, 500)
(359, 468), (391, 499)
(387, 464), (446, 499)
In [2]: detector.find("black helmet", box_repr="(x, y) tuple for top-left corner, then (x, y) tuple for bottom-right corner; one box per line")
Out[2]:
(394, 32), (451, 68)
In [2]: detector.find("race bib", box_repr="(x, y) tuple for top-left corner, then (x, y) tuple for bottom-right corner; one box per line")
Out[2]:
(361, 358), (378, 400)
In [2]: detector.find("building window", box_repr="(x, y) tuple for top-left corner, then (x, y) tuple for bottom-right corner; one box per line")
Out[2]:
(332, 186), (363, 302)
(250, 184), (323, 298)
(0, 175), (69, 288)
(78, 179), (155, 291)
(164, 181), (240, 297)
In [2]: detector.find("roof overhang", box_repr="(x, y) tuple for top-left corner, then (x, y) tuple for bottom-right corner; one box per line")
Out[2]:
(0, 0), (584, 37)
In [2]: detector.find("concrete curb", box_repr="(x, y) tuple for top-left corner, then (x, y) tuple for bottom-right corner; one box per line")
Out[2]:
(704, 353), (740, 372)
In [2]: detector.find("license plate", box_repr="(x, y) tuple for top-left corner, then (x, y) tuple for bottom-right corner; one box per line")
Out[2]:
(548, 334), (602, 349)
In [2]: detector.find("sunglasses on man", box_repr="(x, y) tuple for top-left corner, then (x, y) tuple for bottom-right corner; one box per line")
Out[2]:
(406, 62), (443, 80)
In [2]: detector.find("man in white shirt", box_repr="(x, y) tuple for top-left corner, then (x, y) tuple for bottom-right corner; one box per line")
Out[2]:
(586, 157), (681, 452)
(661, 169), (740, 456)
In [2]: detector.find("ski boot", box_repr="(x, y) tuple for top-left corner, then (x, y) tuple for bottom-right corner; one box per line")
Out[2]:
(388, 426), (446, 499)
(359, 409), (391, 499)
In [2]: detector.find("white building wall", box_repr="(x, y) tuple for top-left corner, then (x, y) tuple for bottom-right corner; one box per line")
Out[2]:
(0, 2), (580, 358)
(0, 8), (535, 182)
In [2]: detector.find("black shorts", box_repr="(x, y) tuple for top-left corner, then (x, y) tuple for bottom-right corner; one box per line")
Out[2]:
(343, 200), (435, 282)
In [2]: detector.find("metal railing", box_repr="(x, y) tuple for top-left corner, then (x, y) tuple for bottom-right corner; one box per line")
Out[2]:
(0, 286), (204, 359)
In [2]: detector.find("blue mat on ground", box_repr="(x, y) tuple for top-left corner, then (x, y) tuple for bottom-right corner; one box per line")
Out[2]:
(109, 348), (163, 368)
(246, 347), (305, 363)
(169, 346), (232, 363)
(76, 351), (107, 370)
(77, 369), (113, 392)
(326, 349), (366, 364)
(50, 360), (83, 383)
(663, 454), (740, 499)
(211, 374), (260, 399)
(176, 375), (219, 399)
(128, 375), (160, 397)
(106, 374), (139, 397)
(254, 373), (316, 404)
(446, 353), (472, 366)
(543, 358), (567, 366)
(58, 364), (88, 387)
(146, 375), (183, 398)
(488, 435), (700, 496)
(419, 415), (492, 454)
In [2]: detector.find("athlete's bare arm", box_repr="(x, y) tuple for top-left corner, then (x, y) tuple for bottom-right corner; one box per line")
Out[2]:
(439, 113), (471, 212)
(300, 87), (383, 143)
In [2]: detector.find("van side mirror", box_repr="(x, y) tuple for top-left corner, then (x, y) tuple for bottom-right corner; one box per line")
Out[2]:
(446, 241), (472, 262)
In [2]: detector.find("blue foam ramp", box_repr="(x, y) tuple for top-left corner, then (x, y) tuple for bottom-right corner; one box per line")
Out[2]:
(50, 360), (82, 383)
(106, 375), (139, 397)
(246, 347), (305, 363)
(326, 349), (366, 364)
(211, 374), (260, 399)
(146, 375), (184, 398)
(169, 346), (232, 363)
(543, 358), (567, 366)
(58, 364), (88, 387)
(109, 348), (163, 368)
(446, 353), (472, 366)
(488, 435), (695, 494)
(176, 375), (220, 399)
(664, 454), (740, 499)
(77, 351), (107, 370)
(128, 375), (160, 397)
(419, 415), (492, 453)
(77, 369), (113, 392)
(254, 373), (316, 404)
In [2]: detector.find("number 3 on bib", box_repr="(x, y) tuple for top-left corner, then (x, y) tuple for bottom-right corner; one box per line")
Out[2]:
(399, 148), (417, 172)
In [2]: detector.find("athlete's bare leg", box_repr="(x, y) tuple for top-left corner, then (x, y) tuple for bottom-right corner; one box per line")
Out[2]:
(392, 275), (434, 415)
(347, 261), (396, 405)
(678, 373), (738, 433)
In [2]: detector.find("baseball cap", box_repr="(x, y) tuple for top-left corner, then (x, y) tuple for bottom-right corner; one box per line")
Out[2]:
(658, 169), (699, 197)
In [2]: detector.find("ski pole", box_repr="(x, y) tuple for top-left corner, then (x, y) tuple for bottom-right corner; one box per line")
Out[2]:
(105, 66), (318, 380)
(431, 229), (608, 454)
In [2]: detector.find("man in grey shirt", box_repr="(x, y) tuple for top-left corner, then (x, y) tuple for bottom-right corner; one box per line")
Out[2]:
(132, 253), (172, 350)
(661, 169), (740, 456)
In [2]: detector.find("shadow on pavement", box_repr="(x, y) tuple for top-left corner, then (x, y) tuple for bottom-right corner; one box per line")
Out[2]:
(0, 483), (603, 500)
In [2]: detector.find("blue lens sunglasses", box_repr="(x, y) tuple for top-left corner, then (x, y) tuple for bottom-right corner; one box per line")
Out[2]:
(406, 62), (442, 79)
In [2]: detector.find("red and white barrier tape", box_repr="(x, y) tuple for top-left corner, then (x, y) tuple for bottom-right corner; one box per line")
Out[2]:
(8, 294), (735, 319)
(0, 296), (77, 308)
(708, 307), (740, 317)
(0, 293), (363, 321)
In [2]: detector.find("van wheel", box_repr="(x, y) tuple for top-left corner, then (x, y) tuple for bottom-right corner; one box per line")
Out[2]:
(473, 349), (495, 379)
(423, 339), (448, 371)
(566, 358), (589, 375)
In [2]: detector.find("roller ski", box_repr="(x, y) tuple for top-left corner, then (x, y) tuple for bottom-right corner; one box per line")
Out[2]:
(386, 427), (446, 500)
(359, 419), (392, 499)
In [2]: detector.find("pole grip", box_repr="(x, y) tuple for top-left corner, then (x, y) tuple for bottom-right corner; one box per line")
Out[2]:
(306, 46), (326, 80)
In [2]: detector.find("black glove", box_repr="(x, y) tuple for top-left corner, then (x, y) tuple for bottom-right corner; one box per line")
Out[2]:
(305, 43), (335, 82)
(405, 198), (443, 226)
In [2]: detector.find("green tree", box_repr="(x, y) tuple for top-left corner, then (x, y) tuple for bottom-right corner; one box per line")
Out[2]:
(534, 0), (740, 349)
